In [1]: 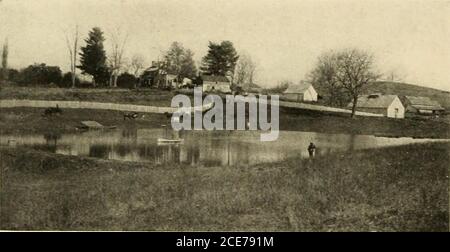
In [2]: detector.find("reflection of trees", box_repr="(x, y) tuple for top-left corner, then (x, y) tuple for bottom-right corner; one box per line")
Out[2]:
(348, 134), (357, 152)
(43, 132), (62, 152)
(136, 144), (181, 164)
(89, 145), (111, 159)
(184, 145), (200, 166)
(44, 132), (61, 145)
(196, 134), (251, 167)
(115, 144), (134, 157)
(157, 145), (180, 164)
(121, 128), (137, 140)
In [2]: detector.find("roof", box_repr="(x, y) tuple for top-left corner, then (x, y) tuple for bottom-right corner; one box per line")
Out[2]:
(144, 66), (159, 72)
(284, 82), (313, 94)
(349, 94), (399, 109)
(201, 75), (230, 83)
(405, 96), (444, 110)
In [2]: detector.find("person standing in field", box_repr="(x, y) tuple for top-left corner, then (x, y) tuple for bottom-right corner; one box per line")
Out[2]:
(308, 142), (316, 158)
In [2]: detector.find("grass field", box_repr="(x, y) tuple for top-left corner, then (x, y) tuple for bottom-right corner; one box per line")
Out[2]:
(0, 86), (174, 107)
(279, 107), (450, 139)
(1, 143), (448, 231)
(0, 107), (169, 135)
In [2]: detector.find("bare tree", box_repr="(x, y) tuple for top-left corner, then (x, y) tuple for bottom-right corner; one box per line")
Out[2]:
(130, 54), (146, 77)
(334, 49), (379, 117)
(64, 25), (79, 88)
(309, 49), (379, 116)
(234, 53), (257, 87)
(108, 28), (128, 88)
(308, 51), (348, 107)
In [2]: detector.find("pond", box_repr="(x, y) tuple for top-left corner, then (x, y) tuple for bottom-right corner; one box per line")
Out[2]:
(1, 129), (448, 167)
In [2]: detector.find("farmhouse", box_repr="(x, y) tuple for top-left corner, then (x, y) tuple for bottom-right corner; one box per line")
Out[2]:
(140, 61), (183, 89)
(201, 75), (232, 93)
(402, 96), (445, 117)
(140, 62), (167, 88)
(349, 94), (405, 118)
(282, 82), (318, 102)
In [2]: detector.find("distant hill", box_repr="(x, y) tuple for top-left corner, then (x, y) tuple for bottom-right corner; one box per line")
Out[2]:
(364, 81), (450, 109)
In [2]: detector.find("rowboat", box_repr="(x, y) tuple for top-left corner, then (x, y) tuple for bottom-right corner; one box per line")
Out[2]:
(157, 138), (184, 144)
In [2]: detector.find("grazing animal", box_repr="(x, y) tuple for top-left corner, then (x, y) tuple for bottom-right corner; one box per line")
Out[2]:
(123, 112), (139, 120)
(43, 105), (62, 117)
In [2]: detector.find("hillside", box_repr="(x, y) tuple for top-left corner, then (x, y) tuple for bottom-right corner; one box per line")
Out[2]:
(365, 81), (450, 109)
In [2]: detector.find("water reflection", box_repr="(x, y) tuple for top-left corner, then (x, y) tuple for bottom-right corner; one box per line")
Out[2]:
(1, 129), (448, 167)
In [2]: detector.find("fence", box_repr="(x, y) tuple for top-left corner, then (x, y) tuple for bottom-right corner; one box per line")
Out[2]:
(0, 99), (213, 114)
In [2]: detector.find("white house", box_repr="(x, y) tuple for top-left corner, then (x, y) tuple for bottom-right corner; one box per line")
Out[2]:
(283, 82), (318, 102)
(201, 75), (232, 93)
(348, 94), (405, 118)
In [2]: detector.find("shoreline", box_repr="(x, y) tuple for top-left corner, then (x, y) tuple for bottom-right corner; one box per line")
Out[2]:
(1, 106), (449, 139)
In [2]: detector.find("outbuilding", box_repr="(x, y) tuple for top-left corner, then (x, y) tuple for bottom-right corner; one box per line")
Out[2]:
(282, 82), (318, 102)
(348, 94), (405, 118)
(402, 96), (445, 117)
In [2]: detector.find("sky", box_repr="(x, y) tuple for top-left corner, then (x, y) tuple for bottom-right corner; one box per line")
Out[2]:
(0, 0), (449, 90)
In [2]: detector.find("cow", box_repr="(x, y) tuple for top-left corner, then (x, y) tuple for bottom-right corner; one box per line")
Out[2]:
(42, 105), (62, 117)
(123, 112), (139, 120)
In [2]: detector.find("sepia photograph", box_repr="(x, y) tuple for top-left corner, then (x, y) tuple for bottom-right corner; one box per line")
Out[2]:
(0, 0), (449, 236)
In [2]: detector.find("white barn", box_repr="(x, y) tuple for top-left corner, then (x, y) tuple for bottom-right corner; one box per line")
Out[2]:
(283, 82), (318, 102)
(348, 94), (405, 118)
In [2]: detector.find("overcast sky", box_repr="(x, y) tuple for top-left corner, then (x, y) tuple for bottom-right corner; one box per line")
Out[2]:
(0, 0), (449, 90)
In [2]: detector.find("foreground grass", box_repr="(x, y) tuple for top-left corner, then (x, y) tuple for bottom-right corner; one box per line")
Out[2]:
(1, 143), (448, 231)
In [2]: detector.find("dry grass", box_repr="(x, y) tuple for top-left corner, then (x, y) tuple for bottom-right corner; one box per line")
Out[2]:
(0, 107), (168, 135)
(0, 86), (173, 107)
(280, 107), (450, 139)
(1, 143), (448, 231)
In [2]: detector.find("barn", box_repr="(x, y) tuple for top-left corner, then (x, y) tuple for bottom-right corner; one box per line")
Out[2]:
(282, 82), (318, 102)
(348, 94), (405, 118)
(402, 96), (445, 117)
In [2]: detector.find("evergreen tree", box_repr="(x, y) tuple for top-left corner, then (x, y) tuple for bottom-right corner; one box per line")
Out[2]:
(163, 42), (197, 79)
(200, 41), (239, 76)
(1, 38), (8, 81)
(78, 27), (107, 85)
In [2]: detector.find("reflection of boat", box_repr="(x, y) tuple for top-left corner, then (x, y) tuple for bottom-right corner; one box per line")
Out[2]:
(76, 121), (117, 131)
(157, 138), (184, 144)
(158, 124), (183, 144)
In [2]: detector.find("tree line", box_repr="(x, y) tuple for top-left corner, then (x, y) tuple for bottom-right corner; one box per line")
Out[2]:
(1, 26), (259, 89)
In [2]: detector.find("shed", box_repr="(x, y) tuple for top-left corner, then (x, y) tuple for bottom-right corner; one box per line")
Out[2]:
(283, 82), (318, 102)
(402, 96), (445, 116)
(348, 94), (405, 118)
